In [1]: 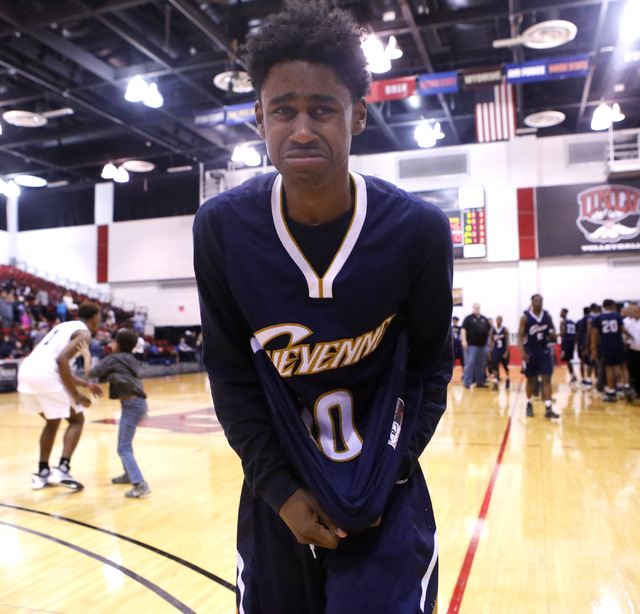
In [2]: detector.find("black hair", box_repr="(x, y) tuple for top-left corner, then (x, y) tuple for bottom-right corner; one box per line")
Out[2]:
(583, 307), (590, 315)
(115, 328), (138, 353)
(603, 299), (616, 309)
(78, 302), (101, 321)
(531, 293), (542, 301)
(241, 0), (371, 101)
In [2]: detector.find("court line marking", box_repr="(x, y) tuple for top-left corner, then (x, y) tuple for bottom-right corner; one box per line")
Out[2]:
(446, 380), (523, 614)
(0, 503), (235, 591)
(0, 520), (196, 613)
(0, 602), (63, 614)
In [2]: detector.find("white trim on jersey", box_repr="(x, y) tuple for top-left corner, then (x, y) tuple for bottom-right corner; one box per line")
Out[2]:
(270, 171), (367, 299)
(420, 529), (438, 612)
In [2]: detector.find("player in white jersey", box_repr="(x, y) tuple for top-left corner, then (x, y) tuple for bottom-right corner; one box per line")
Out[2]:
(18, 302), (103, 490)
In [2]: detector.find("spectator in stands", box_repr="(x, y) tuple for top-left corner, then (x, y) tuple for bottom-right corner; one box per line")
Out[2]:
(0, 333), (16, 359)
(132, 311), (146, 335)
(176, 337), (195, 362)
(31, 322), (50, 347)
(56, 298), (68, 322)
(0, 291), (13, 329)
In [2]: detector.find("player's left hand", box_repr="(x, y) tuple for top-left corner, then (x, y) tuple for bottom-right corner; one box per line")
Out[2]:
(86, 382), (104, 397)
(279, 488), (347, 549)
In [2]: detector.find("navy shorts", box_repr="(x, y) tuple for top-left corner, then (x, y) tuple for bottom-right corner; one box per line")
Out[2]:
(602, 351), (625, 367)
(236, 466), (438, 614)
(524, 348), (553, 377)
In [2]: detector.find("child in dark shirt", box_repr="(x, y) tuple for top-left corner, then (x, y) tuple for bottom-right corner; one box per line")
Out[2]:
(89, 328), (150, 498)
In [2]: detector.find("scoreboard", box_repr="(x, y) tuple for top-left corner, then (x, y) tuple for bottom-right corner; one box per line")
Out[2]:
(415, 186), (487, 259)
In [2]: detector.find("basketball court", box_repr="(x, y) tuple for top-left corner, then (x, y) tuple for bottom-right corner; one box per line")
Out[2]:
(1, 366), (638, 613)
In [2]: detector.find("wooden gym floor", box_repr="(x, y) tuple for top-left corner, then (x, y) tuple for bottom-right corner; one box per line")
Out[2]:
(0, 366), (639, 613)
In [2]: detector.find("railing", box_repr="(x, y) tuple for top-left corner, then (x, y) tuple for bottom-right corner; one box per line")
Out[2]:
(8, 260), (148, 316)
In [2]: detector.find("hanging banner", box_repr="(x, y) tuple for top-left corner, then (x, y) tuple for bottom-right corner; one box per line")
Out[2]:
(224, 102), (256, 125)
(536, 181), (640, 257)
(366, 76), (416, 103)
(195, 102), (256, 126)
(506, 54), (590, 84)
(418, 71), (458, 96)
(460, 66), (504, 89)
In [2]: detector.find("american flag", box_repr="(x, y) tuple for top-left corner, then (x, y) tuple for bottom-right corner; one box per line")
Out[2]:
(475, 83), (516, 143)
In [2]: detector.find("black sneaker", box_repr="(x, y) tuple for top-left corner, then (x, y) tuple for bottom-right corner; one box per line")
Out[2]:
(125, 481), (151, 498)
(544, 408), (560, 419)
(526, 402), (534, 417)
(624, 388), (636, 403)
(602, 393), (618, 403)
(505, 379), (510, 389)
(112, 473), (131, 484)
(493, 382), (498, 391)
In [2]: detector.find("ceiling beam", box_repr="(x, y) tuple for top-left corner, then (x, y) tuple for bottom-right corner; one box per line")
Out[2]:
(367, 103), (404, 150)
(396, 0), (461, 143)
(166, 0), (244, 67)
(577, 0), (611, 126)
(0, 0), (153, 38)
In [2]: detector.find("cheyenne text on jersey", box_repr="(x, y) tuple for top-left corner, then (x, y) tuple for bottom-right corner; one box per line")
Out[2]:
(254, 315), (396, 377)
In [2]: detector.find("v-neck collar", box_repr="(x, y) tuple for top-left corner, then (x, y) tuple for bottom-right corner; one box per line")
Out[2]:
(271, 171), (367, 299)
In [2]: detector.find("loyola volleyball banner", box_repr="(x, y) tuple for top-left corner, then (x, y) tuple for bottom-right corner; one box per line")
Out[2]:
(536, 181), (640, 257)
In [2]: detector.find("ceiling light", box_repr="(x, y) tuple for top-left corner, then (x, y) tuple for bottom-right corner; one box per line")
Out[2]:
(143, 82), (163, 109)
(591, 103), (613, 131)
(407, 95), (422, 110)
(524, 110), (566, 128)
(385, 36), (403, 60)
(113, 166), (130, 183)
(3, 180), (21, 198)
(122, 160), (155, 172)
(361, 35), (391, 74)
(231, 144), (261, 167)
(493, 20), (577, 49)
(166, 165), (193, 173)
(620, 0), (640, 44)
(382, 10), (396, 22)
(0, 123), (2, 135)
(124, 75), (148, 103)
(213, 70), (253, 93)
(101, 163), (117, 179)
(611, 103), (625, 122)
(13, 174), (47, 187)
(414, 120), (444, 148)
(47, 180), (69, 188)
(2, 110), (48, 127)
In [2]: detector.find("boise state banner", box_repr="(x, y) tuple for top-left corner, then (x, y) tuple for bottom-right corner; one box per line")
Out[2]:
(536, 181), (640, 257)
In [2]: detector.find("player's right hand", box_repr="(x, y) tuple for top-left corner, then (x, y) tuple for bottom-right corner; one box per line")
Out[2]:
(75, 392), (92, 408)
(279, 488), (347, 549)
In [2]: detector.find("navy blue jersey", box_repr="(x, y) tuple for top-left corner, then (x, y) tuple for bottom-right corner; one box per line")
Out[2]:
(491, 326), (507, 354)
(523, 309), (553, 352)
(562, 318), (576, 351)
(593, 311), (625, 356)
(451, 325), (461, 346)
(576, 316), (589, 350)
(194, 171), (453, 532)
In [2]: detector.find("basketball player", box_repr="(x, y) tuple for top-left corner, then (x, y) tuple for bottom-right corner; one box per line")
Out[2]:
(193, 3), (453, 612)
(591, 299), (634, 403)
(559, 308), (578, 383)
(575, 306), (591, 386)
(18, 302), (103, 490)
(518, 294), (560, 418)
(489, 315), (510, 390)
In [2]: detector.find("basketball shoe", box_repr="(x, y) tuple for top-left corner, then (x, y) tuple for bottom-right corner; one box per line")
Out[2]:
(48, 466), (84, 490)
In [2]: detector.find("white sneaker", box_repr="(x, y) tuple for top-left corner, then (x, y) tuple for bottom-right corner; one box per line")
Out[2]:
(48, 466), (84, 491)
(31, 469), (52, 490)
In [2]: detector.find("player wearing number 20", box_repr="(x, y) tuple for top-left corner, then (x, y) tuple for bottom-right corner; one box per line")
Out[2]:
(193, 3), (453, 612)
(591, 299), (635, 403)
